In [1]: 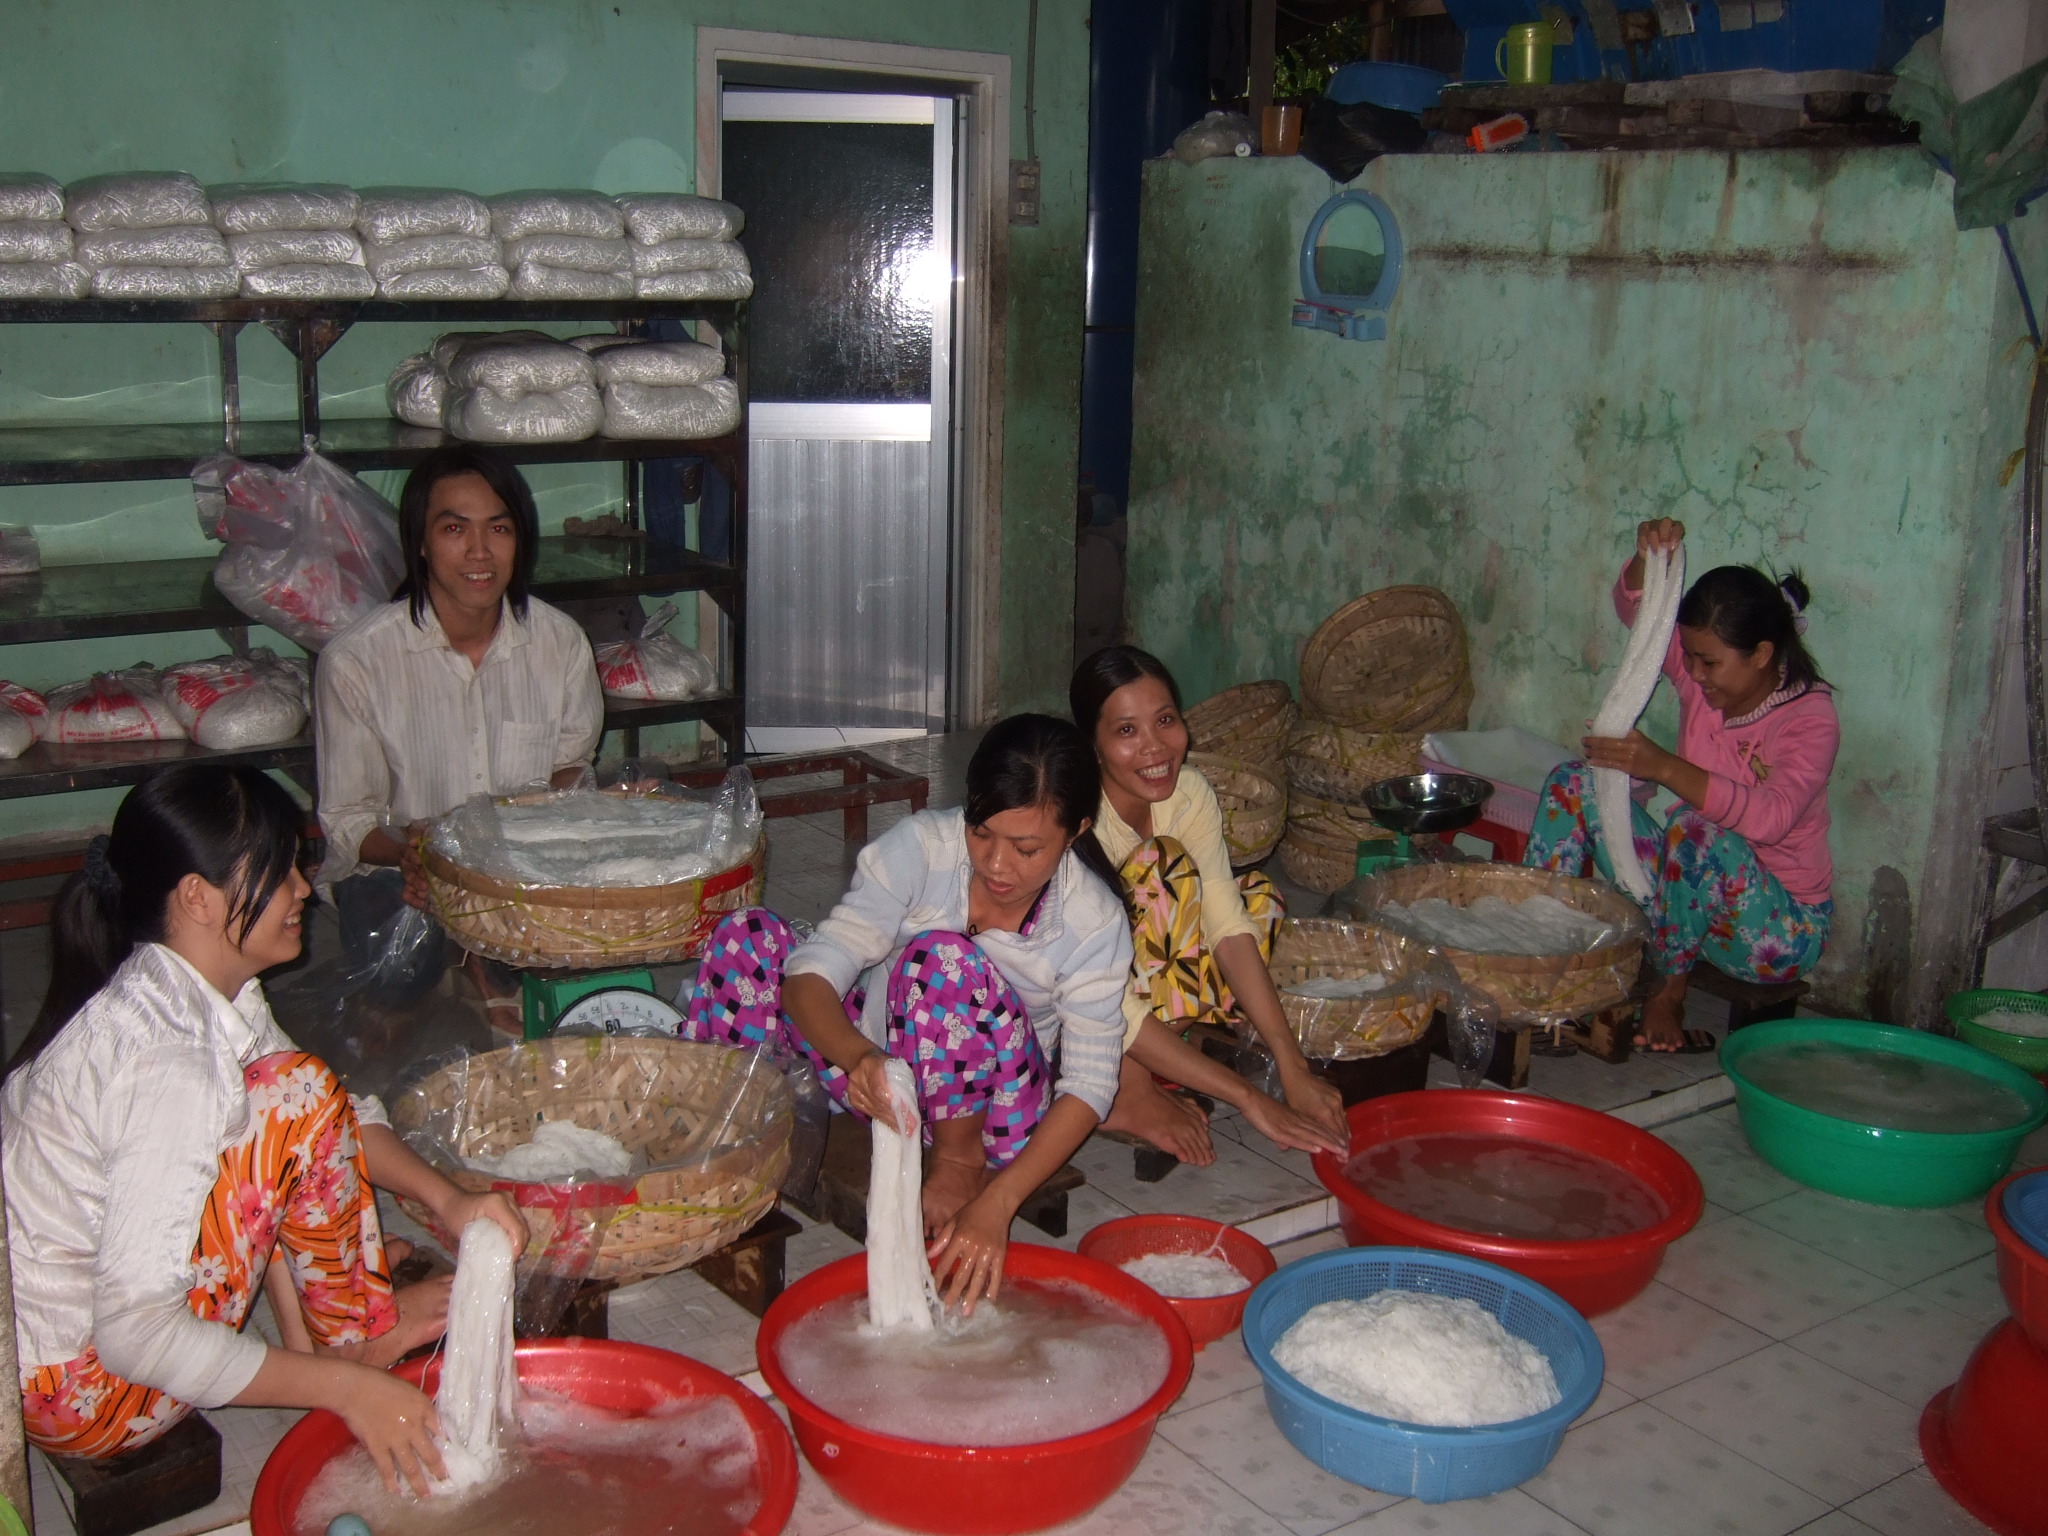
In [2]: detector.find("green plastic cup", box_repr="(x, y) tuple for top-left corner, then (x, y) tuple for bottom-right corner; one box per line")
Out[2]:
(1719, 1019), (2048, 1208)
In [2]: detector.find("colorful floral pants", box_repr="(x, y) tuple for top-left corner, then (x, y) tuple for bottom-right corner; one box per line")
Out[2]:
(680, 909), (1051, 1168)
(1524, 760), (1832, 982)
(20, 1052), (396, 1460)
(1120, 836), (1285, 1032)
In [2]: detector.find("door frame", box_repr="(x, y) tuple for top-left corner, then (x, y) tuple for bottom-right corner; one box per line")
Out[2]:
(695, 27), (1011, 729)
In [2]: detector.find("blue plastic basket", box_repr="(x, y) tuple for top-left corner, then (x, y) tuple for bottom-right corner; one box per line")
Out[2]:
(1241, 1248), (1604, 1504)
(2004, 1171), (2048, 1260)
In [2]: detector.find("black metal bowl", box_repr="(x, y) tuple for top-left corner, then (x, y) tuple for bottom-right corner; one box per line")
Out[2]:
(1362, 772), (1494, 835)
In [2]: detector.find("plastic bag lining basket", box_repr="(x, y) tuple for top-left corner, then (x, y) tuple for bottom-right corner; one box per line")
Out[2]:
(1299, 586), (1472, 733)
(1271, 918), (1436, 1060)
(1191, 751), (1287, 868)
(1242, 1247), (1603, 1503)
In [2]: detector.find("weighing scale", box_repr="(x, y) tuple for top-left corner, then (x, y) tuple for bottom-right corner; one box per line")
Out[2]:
(1353, 772), (1494, 878)
(521, 968), (684, 1040)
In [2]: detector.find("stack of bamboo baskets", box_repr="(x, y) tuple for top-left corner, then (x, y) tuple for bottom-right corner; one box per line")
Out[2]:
(1184, 680), (1294, 868)
(1279, 586), (1474, 893)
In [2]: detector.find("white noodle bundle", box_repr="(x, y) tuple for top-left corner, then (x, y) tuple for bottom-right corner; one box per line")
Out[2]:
(1591, 542), (1684, 901)
(865, 1057), (939, 1333)
(432, 1219), (519, 1493)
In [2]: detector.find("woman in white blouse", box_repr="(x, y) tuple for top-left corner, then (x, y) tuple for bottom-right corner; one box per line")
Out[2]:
(3, 765), (524, 1494)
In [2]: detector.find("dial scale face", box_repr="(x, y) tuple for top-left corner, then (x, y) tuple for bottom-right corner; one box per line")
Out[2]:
(552, 987), (685, 1037)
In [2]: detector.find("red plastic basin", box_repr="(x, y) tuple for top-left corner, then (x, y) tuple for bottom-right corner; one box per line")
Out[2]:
(756, 1243), (1193, 1535)
(1075, 1214), (1277, 1351)
(1987, 1166), (2048, 1354)
(249, 1338), (798, 1536)
(1921, 1319), (2048, 1536)
(1311, 1091), (1705, 1316)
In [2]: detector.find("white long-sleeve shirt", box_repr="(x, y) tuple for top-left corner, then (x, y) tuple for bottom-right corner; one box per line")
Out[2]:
(313, 596), (605, 885)
(785, 809), (1133, 1120)
(2, 944), (388, 1407)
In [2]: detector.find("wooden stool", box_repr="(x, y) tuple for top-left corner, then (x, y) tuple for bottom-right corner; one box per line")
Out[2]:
(47, 1413), (221, 1536)
(1689, 964), (1809, 1033)
(793, 1114), (1088, 1243)
(693, 1207), (803, 1317)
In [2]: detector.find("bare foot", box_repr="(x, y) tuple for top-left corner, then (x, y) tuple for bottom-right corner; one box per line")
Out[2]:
(922, 1156), (989, 1238)
(1633, 973), (1690, 1052)
(1101, 1061), (1214, 1165)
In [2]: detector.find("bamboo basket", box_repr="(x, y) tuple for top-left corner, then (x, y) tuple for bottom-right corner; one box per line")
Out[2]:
(1190, 751), (1286, 868)
(424, 829), (767, 970)
(1278, 817), (1359, 895)
(1284, 720), (1425, 802)
(1341, 862), (1647, 1025)
(1271, 919), (1438, 1061)
(1298, 586), (1473, 733)
(391, 1037), (792, 1284)
(1184, 680), (1297, 765)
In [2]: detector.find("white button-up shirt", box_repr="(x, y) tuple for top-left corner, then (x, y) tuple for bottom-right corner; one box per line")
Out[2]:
(2, 944), (389, 1407)
(313, 596), (605, 885)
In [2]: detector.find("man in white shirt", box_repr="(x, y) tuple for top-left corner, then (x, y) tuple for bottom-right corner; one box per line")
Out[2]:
(314, 445), (604, 1000)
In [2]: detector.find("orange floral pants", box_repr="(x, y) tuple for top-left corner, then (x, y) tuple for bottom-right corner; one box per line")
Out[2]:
(19, 1051), (396, 1459)
(1121, 835), (1284, 1032)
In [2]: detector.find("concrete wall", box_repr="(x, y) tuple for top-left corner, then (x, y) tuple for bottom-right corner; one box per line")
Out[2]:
(1126, 148), (2036, 1023)
(0, 0), (1090, 835)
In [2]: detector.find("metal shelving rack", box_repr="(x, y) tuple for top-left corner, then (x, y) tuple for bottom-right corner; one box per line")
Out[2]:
(0, 296), (748, 800)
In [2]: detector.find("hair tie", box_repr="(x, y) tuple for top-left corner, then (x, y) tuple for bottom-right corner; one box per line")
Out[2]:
(1793, 614), (1809, 635)
(82, 834), (117, 893)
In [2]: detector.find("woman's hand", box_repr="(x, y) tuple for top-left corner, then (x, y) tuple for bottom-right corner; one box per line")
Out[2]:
(928, 1189), (1012, 1313)
(429, 1188), (530, 1257)
(1243, 1081), (1348, 1157)
(335, 1364), (446, 1497)
(396, 825), (432, 910)
(1275, 1062), (1349, 1150)
(1580, 728), (1675, 783)
(1637, 518), (1685, 556)
(847, 1050), (914, 1134)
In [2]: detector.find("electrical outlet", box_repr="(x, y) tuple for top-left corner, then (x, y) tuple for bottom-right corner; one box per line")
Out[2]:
(1009, 158), (1041, 227)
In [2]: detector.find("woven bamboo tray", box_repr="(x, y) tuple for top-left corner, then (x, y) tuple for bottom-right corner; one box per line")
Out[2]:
(1190, 751), (1286, 868)
(423, 829), (767, 969)
(391, 1037), (792, 1284)
(1271, 918), (1437, 1061)
(1342, 862), (1647, 1025)
(1184, 680), (1297, 766)
(1298, 586), (1473, 733)
(1278, 817), (1359, 894)
(1284, 720), (1425, 802)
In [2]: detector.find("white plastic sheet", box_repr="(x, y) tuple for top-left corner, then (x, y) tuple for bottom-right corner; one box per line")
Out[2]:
(209, 183), (360, 233)
(376, 266), (509, 299)
(443, 383), (603, 443)
(602, 377), (741, 440)
(1591, 543), (1685, 902)
(0, 221), (74, 263)
(430, 328), (555, 369)
(616, 193), (744, 243)
(226, 229), (363, 269)
(630, 238), (749, 277)
(0, 174), (64, 224)
(74, 225), (229, 269)
(635, 268), (754, 301)
(354, 187), (492, 243)
(488, 190), (625, 241)
(508, 262), (633, 300)
(0, 263), (87, 298)
(239, 264), (375, 299)
(502, 235), (632, 273)
(589, 339), (725, 387)
(63, 172), (210, 231)
(91, 265), (238, 298)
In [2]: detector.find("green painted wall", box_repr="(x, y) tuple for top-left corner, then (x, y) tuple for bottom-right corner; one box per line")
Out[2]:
(1126, 148), (2034, 1022)
(0, 0), (1088, 835)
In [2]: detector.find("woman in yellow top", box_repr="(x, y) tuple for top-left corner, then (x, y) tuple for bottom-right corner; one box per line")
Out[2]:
(1074, 647), (1350, 1164)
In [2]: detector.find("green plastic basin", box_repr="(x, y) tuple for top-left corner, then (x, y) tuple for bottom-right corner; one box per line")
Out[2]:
(1944, 989), (2048, 1077)
(1719, 1020), (2048, 1208)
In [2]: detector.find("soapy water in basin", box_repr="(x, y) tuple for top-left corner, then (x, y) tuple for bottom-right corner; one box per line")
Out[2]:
(1343, 1133), (1667, 1242)
(1974, 1009), (2048, 1040)
(1739, 1040), (2036, 1134)
(776, 1281), (1171, 1446)
(1117, 1252), (1250, 1298)
(291, 1392), (764, 1536)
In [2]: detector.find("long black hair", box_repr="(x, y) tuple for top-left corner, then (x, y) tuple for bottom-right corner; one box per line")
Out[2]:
(8, 766), (304, 1076)
(1677, 565), (1826, 692)
(964, 714), (1122, 895)
(1069, 645), (1183, 742)
(391, 443), (541, 626)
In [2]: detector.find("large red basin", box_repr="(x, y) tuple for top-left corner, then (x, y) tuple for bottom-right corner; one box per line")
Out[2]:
(1921, 1319), (2048, 1536)
(249, 1338), (798, 1536)
(1986, 1166), (2048, 1353)
(1312, 1091), (1705, 1316)
(755, 1243), (1193, 1536)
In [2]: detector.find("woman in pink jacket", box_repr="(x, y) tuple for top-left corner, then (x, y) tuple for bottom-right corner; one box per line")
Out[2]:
(1526, 517), (1838, 1052)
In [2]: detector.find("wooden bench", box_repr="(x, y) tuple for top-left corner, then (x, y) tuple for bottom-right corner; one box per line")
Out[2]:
(1689, 963), (1809, 1032)
(47, 1413), (220, 1536)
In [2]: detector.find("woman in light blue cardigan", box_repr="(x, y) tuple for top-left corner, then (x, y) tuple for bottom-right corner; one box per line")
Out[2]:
(681, 715), (1133, 1308)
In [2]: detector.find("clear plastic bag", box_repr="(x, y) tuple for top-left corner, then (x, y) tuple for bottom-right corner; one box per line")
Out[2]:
(616, 193), (744, 243)
(634, 267), (753, 301)
(0, 174), (64, 224)
(240, 264), (375, 299)
(226, 228), (363, 269)
(0, 526), (41, 576)
(209, 182), (360, 233)
(445, 337), (595, 397)
(0, 681), (47, 761)
(488, 190), (626, 241)
(44, 667), (185, 743)
(160, 651), (309, 749)
(387, 353), (448, 428)
(0, 220), (73, 262)
(377, 265), (509, 299)
(429, 771), (762, 890)
(601, 376), (740, 440)
(362, 233), (502, 281)
(0, 262), (87, 298)
(1172, 111), (1257, 164)
(593, 601), (717, 700)
(508, 262), (633, 300)
(588, 339), (724, 387)
(502, 235), (632, 274)
(192, 443), (405, 651)
(91, 265), (238, 298)
(442, 383), (603, 444)
(629, 238), (749, 277)
(354, 187), (492, 243)
(1441, 972), (1501, 1089)
(1273, 920), (1438, 1062)
(430, 328), (556, 369)
(63, 172), (210, 230)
